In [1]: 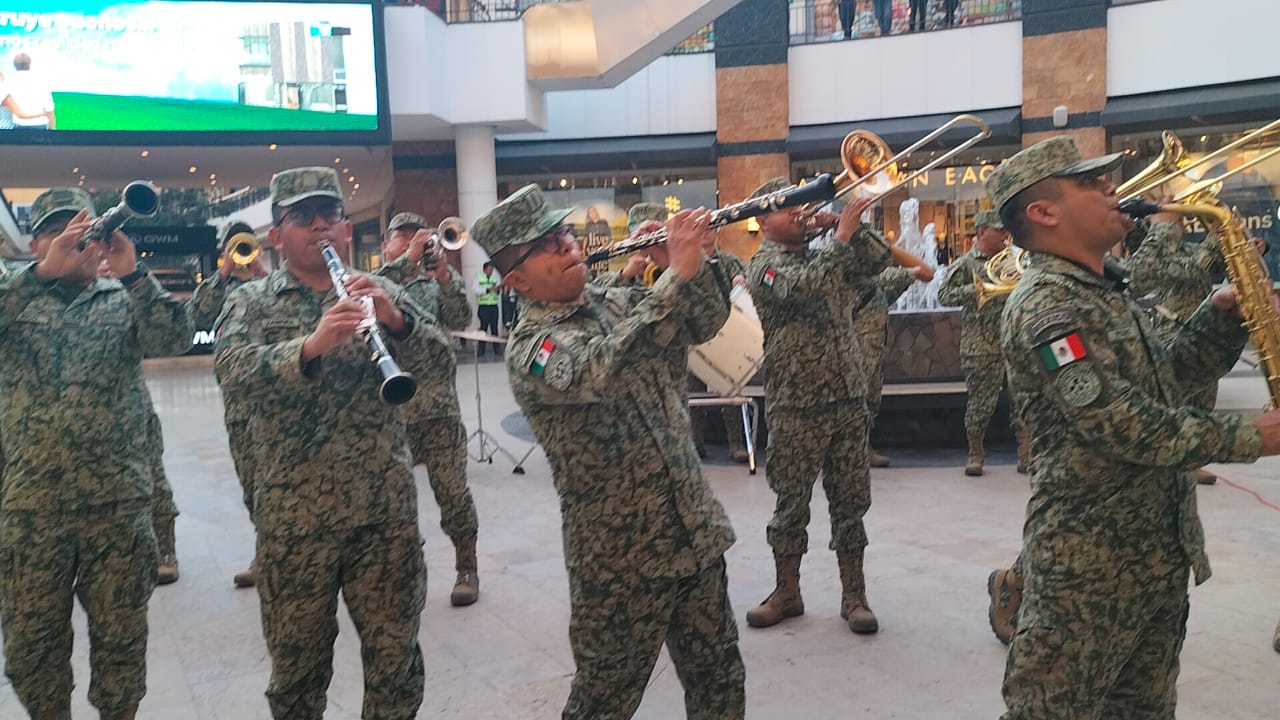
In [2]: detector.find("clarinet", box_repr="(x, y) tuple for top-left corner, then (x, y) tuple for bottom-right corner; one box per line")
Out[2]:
(319, 241), (418, 406)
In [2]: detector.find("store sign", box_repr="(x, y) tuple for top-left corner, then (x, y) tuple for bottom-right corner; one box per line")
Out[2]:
(909, 164), (998, 189)
(128, 226), (217, 256)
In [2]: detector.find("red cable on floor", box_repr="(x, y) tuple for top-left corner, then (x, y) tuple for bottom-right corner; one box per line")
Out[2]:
(1214, 474), (1280, 513)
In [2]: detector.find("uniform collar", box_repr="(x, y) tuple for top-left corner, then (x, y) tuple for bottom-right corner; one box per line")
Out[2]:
(521, 286), (604, 326)
(1033, 252), (1129, 293)
(268, 261), (331, 297)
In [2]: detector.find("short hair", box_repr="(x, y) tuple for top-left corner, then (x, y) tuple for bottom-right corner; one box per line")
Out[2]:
(1000, 179), (1063, 248)
(13, 54), (30, 71)
(223, 221), (253, 244)
(483, 261), (493, 270)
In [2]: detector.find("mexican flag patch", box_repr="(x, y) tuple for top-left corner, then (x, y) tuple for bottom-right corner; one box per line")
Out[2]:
(763, 268), (777, 287)
(1038, 332), (1087, 371)
(531, 338), (556, 376)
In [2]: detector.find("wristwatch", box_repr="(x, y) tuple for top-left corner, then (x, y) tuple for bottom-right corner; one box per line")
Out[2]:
(119, 263), (150, 287)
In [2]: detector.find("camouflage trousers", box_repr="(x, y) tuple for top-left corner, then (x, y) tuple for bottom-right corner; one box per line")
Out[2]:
(862, 337), (887, 419)
(149, 449), (179, 519)
(1002, 570), (1190, 719)
(0, 504), (157, 718)
(687, 377), (748, 451)
(961, 354), (1006, 439)
(407, 415), (478, 546)
(257, 522), (427, 720)
(764, 401), (872, 555)
(563, 556), (745, 720)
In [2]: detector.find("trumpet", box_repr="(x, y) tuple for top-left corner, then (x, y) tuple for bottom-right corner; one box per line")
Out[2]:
(77, 180), (160, 250)
(226, 232), (260, 267)
(318, 240), (418, 406)
(420, 216), (468, 269)
(584, 175), (838, 264)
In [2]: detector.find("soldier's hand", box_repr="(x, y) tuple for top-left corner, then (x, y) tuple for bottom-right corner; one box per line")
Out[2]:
(105, 230), (139, 279)
(301, 297), (367, 362)
(407, 228), (434, 267)
(34, 209), (98, 282)
(665, 208), (712, 280)
(1210, 286), (1241, 316)
(809, 211), (840, 232)
(835, 195), (875, 244)
(913, 265), (936, 283)
(344, 274), (406, 335)
(620, 252), (648, 281)
(1254, 408), (1280, 456)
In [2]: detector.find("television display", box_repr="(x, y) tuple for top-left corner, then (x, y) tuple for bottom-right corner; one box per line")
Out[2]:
(0, 0), (387, 142)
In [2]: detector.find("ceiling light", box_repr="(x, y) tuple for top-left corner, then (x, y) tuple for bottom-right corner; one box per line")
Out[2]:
(559, 178), (568, 188)
(188, 166), (197, 173)
(353, 183), (360, 190)
(268, 143), (278, 150)
(631, 176), (639, 185)
(342, 168), (350, 174)
(677, 178), (684, 185)
(72, 166), (79, 173)
(209, 173), (216, 179)
(348, 176), (355, 182)
(139, 150), (149, 158)
(334, 157), (341, 163)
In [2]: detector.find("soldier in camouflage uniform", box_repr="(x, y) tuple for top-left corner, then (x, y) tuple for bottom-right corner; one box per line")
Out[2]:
(1124, 216), (1229, 486)
(214, 168), (452, 719)
(938, 209), (1023, 476)
(0, 188), (194, 719)
(745, 178), (890, 635)
(479, 185), (744, 719)
(987, 136), (1280, 718)
(190, 221), (269, 588)
(375, 211), (481, 606)
(855, 264), (930, 467)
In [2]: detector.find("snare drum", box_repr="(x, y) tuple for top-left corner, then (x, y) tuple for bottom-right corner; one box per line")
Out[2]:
(689, 286), (765, 397)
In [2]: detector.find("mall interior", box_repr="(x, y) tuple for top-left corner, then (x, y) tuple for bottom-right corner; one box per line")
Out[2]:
(1, 0), (1280, 718)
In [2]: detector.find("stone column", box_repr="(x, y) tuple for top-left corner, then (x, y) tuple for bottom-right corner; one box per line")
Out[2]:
(1020, 0), (1109, 155)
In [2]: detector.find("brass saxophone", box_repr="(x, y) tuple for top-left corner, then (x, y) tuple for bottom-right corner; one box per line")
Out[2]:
(1124, 197), (1280, 406)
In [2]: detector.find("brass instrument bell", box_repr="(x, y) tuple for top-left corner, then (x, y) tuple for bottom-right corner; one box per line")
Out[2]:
(227, 232), (260, 267)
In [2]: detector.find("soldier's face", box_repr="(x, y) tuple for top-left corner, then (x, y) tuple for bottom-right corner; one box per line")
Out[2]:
(505, 227), (586, 303)
(1056, 175), (1125, 250)
(383, 228), (417, 263)
(759, 207), (807, 248)
(975, 225), (1008, 254)
(269, 198), (351, 273)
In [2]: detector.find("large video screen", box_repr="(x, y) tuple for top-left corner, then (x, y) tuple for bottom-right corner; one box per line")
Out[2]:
(0, 0), (387, 142)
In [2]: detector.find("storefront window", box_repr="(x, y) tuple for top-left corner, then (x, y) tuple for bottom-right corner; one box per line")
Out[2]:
(497, 169), (717, 273)
(793, 143), (1017, 266)
(1113, 124), (1280, 279)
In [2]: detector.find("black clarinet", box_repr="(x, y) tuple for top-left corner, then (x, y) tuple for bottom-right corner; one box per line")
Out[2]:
(319, 241), (418, 406)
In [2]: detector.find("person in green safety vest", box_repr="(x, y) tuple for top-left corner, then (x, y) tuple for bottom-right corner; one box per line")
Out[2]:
(474, 261), (502, 356)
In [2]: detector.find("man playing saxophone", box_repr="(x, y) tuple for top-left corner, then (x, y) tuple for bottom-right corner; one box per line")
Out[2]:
(988, 136), (1280, 719)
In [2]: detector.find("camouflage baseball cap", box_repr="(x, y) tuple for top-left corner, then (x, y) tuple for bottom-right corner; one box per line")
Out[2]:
(270, 166), (343, 207)
(30, 187), (96, 233)
(749, 177), (791, 201)
(388, 212), (427, 233)
(974, 209), (1004, 230)
(627, 202), (666, 233)
(470, 184), (573, 262)
(985, 136), (1124, 212)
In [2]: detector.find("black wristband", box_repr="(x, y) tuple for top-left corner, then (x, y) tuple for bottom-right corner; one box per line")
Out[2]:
(119, 263), (150, 287)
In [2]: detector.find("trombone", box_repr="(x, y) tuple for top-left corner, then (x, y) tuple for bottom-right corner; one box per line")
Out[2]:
(1121, 119), (1280, 205)
(799, 114), (991, 270)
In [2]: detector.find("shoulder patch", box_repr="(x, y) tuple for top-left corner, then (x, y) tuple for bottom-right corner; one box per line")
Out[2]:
(1025, 308), (1076, 341)
(760, 267), (790, 298)
(527, 335), (576, 391)
(1055, 363), (1103, 407)
(1036, 331), (1088, 371)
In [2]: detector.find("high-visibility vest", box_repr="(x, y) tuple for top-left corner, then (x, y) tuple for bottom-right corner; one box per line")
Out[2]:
(477, 272), (499, 306)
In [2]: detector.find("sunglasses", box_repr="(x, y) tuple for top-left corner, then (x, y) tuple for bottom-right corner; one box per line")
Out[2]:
(506, 224), (576, 273)
(275, 202), (346, 228)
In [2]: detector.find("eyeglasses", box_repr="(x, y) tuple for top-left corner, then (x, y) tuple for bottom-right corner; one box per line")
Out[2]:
(275, 202), (346, 228)
(506, 225), (576, 273)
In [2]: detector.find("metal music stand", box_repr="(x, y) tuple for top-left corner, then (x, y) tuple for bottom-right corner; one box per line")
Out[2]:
(452, 330), (521, 468)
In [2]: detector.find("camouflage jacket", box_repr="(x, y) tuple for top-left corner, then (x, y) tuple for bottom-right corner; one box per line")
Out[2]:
(1002, 253), (1261, 590)
(189, 272), (249, 330)
(939, 246), (1007, 357)
(853, 267), (915, 355)
(0, 265), (193, 511)
(1124, 222), (1224, 341)
(213, 263), (452, 536)
(506, 263), (734, 578)
(375, 256), (470, 421)
(747, 227), (891, 409)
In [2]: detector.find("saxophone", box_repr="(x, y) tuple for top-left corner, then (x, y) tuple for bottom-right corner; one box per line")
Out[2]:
(1123, 197), (1280, 406)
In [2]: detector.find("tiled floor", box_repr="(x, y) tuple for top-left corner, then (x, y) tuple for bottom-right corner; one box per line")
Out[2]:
(2, 356), (1278, 719)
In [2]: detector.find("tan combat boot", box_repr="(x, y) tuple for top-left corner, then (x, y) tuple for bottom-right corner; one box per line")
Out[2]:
(155, 515), (179, 586)
(451, 536), (480, 607)
(1195, 468), (1217, 485)
(964, 435), (985, 476)
(837, 550), (879, 634)
(1015, 430), (1030, 475)
(233, 562), (257, 588)
(868, 448), (891, 468)
(746, 553), (804, 628)
(987, 567), (1023, 645)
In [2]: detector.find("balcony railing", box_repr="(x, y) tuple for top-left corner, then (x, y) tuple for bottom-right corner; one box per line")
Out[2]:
(789, 0), (1020, 45)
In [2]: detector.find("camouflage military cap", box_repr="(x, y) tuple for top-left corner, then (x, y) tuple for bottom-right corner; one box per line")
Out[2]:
(470, 184), (573, 262)
(749, 177), (791, 201)
(985, 136), (1124, 212)
(627, 202), (666, 233)
(270, 166), (343, 207)
(975, 209), (1004, 230)
(388, 212), (427, 233)
(30, 187), (96, 233)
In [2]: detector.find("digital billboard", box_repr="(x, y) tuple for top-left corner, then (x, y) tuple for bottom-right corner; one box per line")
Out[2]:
(0, 0), (388, 143)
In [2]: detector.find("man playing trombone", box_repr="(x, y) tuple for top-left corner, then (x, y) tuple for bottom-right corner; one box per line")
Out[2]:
(744, 177), (889, 635)
(214, 167), (452, 719)
(479, 184), (744, 719)
(375, 211), (481, 606)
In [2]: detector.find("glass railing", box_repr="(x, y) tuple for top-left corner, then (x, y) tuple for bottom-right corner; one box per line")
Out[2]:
(789, 0), (1020, 45)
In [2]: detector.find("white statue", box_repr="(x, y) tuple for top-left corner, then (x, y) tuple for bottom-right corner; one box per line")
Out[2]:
(893, 198), (943, 311)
